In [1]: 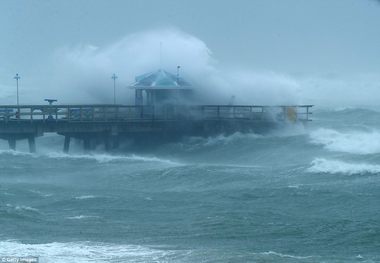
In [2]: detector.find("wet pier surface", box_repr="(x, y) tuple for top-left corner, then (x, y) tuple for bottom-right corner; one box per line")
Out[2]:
(0, 104), (312, 152)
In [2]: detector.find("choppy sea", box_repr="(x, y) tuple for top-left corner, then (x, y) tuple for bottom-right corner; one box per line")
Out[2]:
(1, 107), (380, 262)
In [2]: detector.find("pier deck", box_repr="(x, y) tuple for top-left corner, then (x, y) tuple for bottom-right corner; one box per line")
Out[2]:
(0, 104), (312, 152)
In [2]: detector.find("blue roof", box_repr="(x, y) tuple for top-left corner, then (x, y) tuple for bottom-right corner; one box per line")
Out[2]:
(132, 69), (191, 89)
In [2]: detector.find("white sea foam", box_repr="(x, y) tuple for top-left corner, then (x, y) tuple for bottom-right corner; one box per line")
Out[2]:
(42, 152), (180, 165)
(6, 204), (39, 213)
(0, 148), (181, 166)
(15, 206), (39, 212)
(331, 106), (380, 113)
(0, 149), (32, 156)
(0, 147), (183, 168)
(204, 132), (263, 146)
(333, 106), (356, 112)
(182, 127), (306, 152)
(310, 128), (380, 154)
(287, 184), (302, 189)
(74, 195), (96, 200)
(184, 132), (262, 149)
(260, 251), (314, 260)
(308, 158), (380, 175)
(66, 215), (100, 220)
(192, 126), (306, 147)
(29, 190), (53, 198)
(0, 241), (183, 263)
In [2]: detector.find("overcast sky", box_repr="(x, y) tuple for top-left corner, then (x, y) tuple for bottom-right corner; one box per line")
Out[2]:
(0, 0), (379, 105)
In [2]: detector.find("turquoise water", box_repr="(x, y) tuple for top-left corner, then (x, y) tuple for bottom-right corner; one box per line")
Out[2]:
(1, 108), (380, 262)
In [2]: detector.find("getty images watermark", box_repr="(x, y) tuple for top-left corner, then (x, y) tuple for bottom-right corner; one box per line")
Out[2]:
(0, 257), (38, 263)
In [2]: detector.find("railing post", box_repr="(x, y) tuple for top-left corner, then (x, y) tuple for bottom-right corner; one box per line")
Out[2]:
(80, 106), (83, 121)
(67, 106), (70, 121)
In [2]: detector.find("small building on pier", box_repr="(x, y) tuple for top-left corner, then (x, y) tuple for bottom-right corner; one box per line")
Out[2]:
(131, 69), (192, 106)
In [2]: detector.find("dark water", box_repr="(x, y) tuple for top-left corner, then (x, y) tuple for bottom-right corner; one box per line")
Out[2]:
(1, 108), (380, 262)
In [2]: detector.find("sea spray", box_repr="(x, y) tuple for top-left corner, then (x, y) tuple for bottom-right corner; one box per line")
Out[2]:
(50, 29), (299, 106)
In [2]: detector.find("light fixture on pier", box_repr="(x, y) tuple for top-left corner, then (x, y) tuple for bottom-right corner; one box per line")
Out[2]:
(14, 73), (20, 117)
(111, 73), (118, 105)
(44, 99), (57, 105)
(44, 99), (57, 121)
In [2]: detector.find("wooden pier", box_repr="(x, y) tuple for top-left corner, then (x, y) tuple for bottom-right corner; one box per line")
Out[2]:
(0, 104), (312, 152)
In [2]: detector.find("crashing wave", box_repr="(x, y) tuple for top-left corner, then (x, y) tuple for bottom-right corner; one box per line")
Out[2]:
(310, 128), (380, 154)
(308, 158), (380, 175)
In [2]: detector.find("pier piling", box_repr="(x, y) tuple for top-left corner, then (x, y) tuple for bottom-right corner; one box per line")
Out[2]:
(83, 138), (91, 151)
(112, 136), (119, 150)
(63, 136), (71, 153)
(104, 135), (111, 151)
(8, 139), (16, 151)
(28, 136), (36, 153)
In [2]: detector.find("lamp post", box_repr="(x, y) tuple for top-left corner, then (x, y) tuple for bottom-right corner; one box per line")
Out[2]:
(111, 73), (118, 105)
(176, 65), (181, 82)
(14, 73), (20, 118)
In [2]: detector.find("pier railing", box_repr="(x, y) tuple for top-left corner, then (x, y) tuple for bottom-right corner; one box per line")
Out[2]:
(0, 104), (312, 123)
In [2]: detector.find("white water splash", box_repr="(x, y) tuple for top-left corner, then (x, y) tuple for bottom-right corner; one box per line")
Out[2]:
(50, 28), (299, 106)
(310, 128), (380, 154)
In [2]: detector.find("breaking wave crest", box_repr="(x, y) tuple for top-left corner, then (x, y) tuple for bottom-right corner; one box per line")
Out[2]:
(308, 158), (380, 175)
(190, 132), (262, 146)
(182, 127), (306, 150)
(309, 128), (380, 154)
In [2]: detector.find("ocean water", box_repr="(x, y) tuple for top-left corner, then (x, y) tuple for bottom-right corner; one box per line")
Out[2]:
(1, 108), (380, 262)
